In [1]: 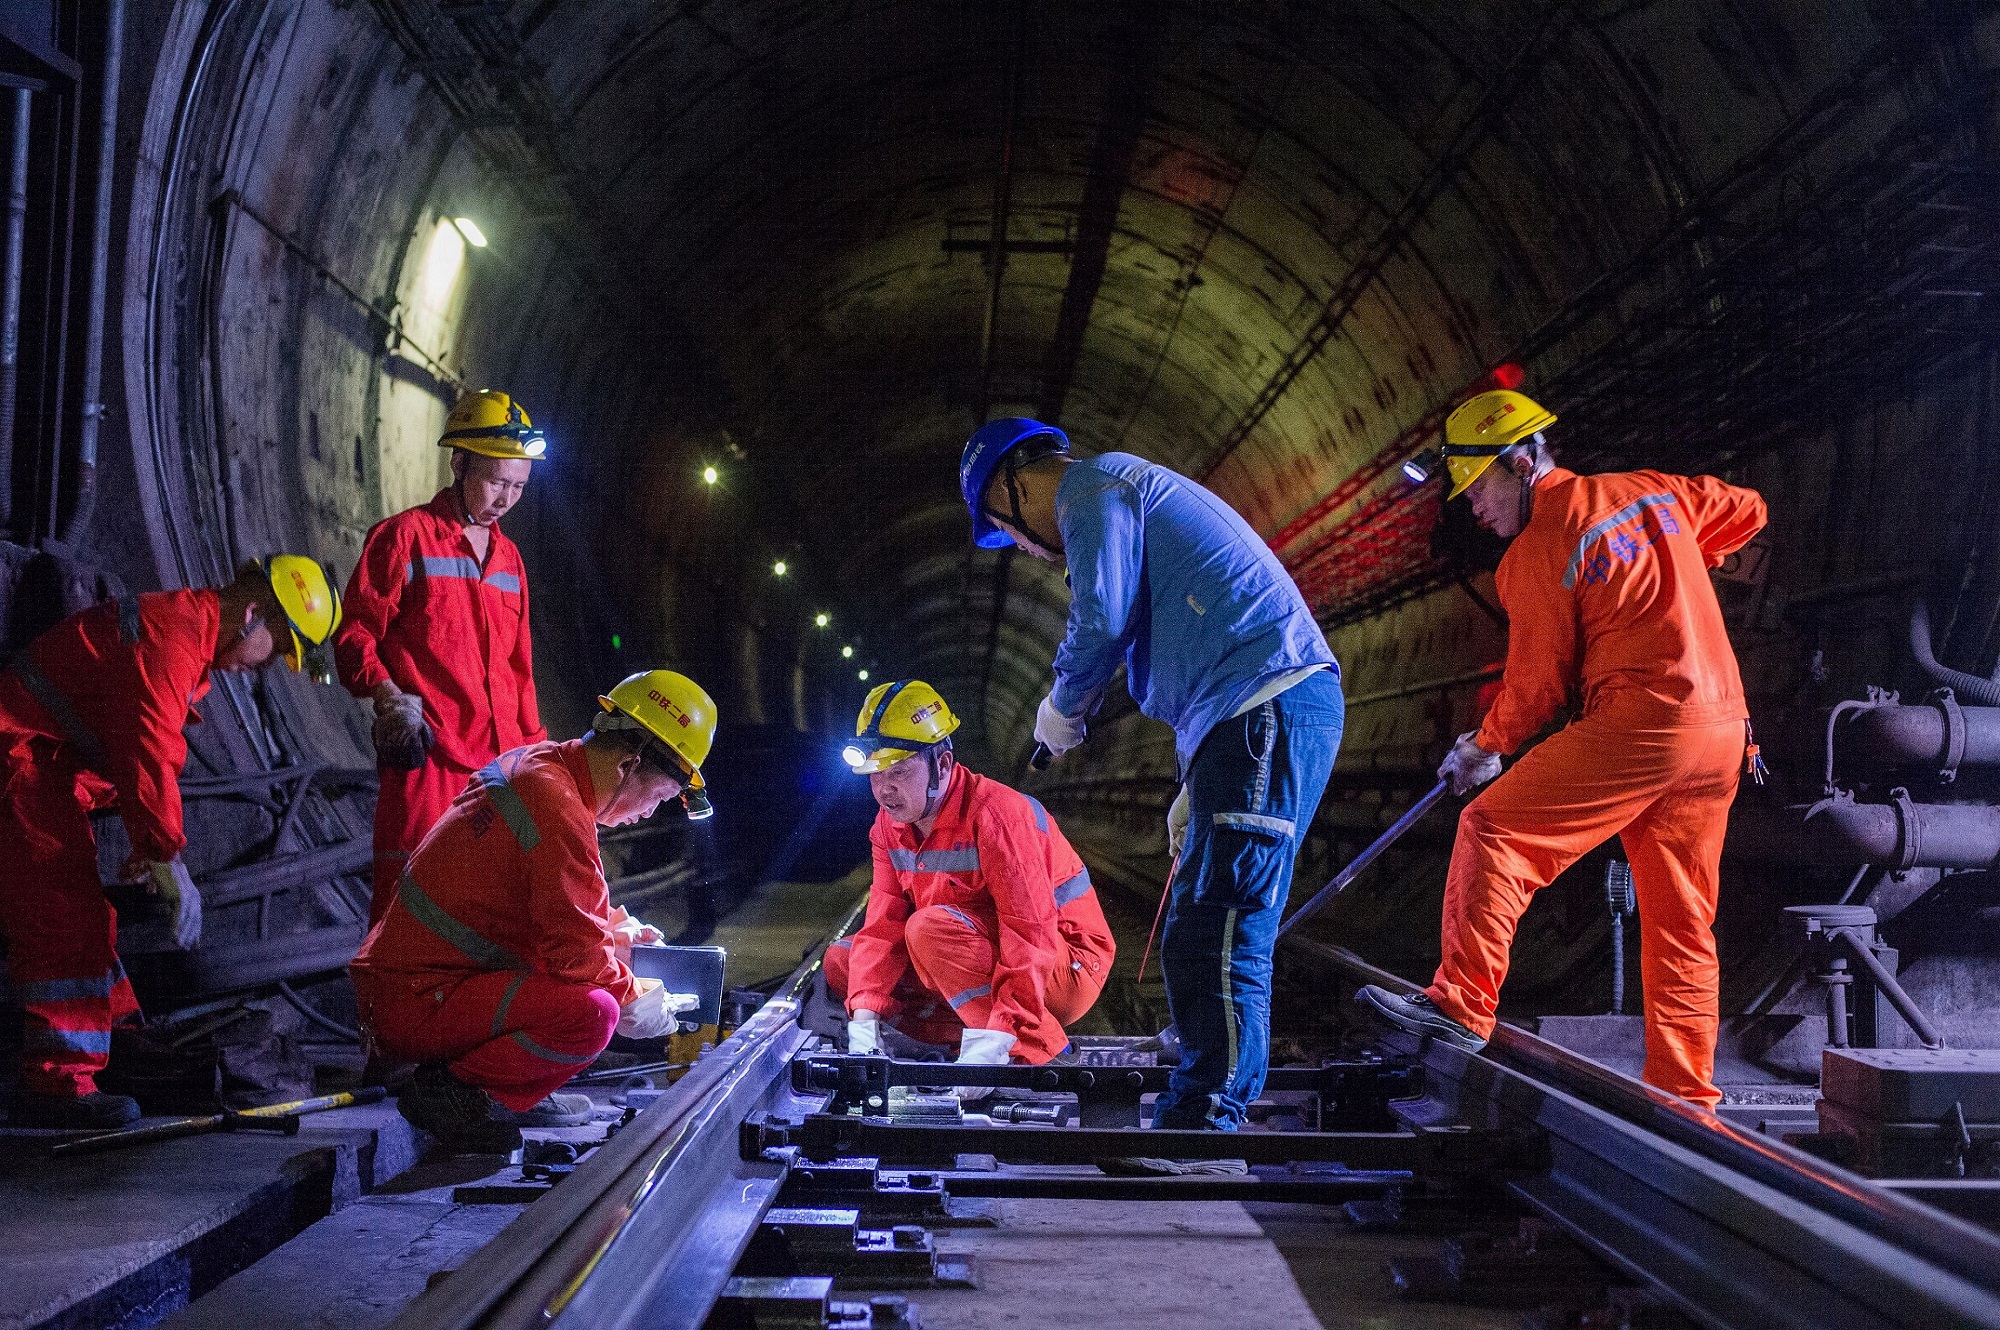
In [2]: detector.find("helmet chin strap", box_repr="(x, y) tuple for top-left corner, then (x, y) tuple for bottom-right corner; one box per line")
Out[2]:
(919, 746), (951, 821)
(1000, 455), (1063, 555)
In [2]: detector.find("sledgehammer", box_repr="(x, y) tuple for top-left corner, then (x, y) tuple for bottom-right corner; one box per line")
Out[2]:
(1277, 779), (1449, 940)
(49, 1087), (387, 1157)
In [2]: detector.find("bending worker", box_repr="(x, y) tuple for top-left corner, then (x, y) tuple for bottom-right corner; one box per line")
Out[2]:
(828, 681), (1114, 1083)
(960, 422), (1342, 1131)
(1357, 389), (1767, 1107)
(350, 670), (714, 1153)
(0, 558), (341, 1128)
(337, 388), (548, 924)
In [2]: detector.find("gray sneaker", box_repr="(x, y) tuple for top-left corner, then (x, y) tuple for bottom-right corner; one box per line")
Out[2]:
(491, 1090), (594, 1127)
(1355, 985), (1487, 1053)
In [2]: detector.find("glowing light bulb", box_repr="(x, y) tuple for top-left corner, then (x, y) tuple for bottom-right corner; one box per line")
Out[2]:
(773, 560), (787, 577)
(841, 645), (854, 659)
(814, 613), (829, 628)
(452, 217), (488, 248)
(702, 465), (718, 485)
(857, 669), (869, 681)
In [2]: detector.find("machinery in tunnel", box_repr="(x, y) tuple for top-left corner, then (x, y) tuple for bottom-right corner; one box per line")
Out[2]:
(0, 0), (1997, 1325)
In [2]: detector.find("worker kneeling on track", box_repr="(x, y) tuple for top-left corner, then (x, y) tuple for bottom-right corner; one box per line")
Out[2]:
(350, 670), (713, 1153)
(1356, 389), (1768, 1108)
(827, 681), (1115, 1096)
(1, 557), (342, 1129)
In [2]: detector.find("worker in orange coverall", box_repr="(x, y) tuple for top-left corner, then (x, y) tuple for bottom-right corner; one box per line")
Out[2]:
(351, 670), (716, 1153)
(336, 389), (548, 924)
(1, 557), (342, 1128)
(825, 681), (1115, 1093)
(1357, 389), (1768, 1106)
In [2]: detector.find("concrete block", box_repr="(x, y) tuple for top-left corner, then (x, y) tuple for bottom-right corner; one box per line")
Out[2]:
(1821, 1047), (2000, 1120)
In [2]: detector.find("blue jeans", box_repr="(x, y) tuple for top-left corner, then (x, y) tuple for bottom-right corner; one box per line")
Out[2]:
(1151, 669), (1343, 1131)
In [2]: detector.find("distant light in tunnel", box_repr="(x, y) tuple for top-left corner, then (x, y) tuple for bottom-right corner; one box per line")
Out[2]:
(857, 669), (869, 681)
(452, 217), (488, 248)
(702, 465), (718, 485)
(814, 612), (829, 628)
(841, 645), (854, 658)
(773, 560), (788, 577)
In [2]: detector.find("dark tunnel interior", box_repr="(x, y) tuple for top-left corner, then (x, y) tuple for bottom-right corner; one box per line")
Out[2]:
(2, 0), (1999, 1063)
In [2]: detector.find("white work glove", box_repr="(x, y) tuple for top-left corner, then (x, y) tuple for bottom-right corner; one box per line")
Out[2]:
(954, 1027), (1017, 1102)
(1167, 784), (1190, 859)
(607, 905), (665, 966)
(616, 977), (699, 1040)
(371, 687), (433, 772)
(847, 1009), (882, 1055)
(134, 859), (202, 950)
(1034, 693), (1087, 757)
(1438, 730), (1503, 797)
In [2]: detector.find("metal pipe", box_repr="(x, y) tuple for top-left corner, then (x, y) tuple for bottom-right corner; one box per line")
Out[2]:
(60, 0), (124, 545)
(1910, 600), (2000, 707)
(1842, 703), (2000, 770)
(1832, 927), (1946, 1049)
(1728, 796), (2000, 869)
(0, 88), (29, 535)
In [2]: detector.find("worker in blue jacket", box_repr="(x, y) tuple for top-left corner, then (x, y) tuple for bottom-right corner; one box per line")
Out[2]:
(959, 418), (1343, 1132)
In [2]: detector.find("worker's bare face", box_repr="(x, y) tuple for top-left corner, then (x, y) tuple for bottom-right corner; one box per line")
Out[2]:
(1467, 461), (1527, 540)
(869, 751), (944, 824)
(601, 760), (684, 827)
(215, 616), (279, 673)
(457, 455), (532, 526)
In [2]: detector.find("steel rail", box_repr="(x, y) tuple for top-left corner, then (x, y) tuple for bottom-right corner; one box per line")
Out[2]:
(1287, 937), (2000, 1329)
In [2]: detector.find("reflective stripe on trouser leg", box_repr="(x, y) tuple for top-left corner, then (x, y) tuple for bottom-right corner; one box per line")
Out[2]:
(353, 969), (620, 1113)
(902, 904), (1073, 1063)
(0, 763), (140, 1096)
(822, 933), (965, 1047)
(371, 757), (476, 925)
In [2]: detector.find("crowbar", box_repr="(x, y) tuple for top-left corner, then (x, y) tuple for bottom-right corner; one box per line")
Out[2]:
(1278, 779), (1450, 940)
(50, 1086), (387, 1157)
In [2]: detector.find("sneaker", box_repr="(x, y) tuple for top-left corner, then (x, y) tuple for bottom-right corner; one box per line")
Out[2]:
(397, 1063), (523, 1154)
(1354, 985), (1487, 1053)
(1097, 1156), (1249, 1177)
(13, 1090), (141, 1129)
(491, 1091), (594, 1127)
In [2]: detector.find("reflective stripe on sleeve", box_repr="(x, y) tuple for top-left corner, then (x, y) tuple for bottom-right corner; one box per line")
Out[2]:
(1053, 868), (1092, 907)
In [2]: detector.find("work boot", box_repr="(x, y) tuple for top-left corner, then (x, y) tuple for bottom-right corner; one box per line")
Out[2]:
(397, 1062), (523, 1154)
(1355, 985), (1487, 1053)
(1097, 1156), (1249, 1177)
(12, 1090), (142, 1129)
(490, 1090), (594, 1127)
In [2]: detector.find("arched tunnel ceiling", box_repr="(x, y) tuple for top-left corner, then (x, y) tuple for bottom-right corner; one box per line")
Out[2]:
(211, 0), (1986, 773)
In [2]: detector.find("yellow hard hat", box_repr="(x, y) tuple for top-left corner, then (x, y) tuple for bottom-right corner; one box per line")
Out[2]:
(439, 389), (548, 460)
(1441, 390), (1556, 499)
(259, 555), (343, 684)
(597, 668), (718, 786)
(843, 680), (960, 773)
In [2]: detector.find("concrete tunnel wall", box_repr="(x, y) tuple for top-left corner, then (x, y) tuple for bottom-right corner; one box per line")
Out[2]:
(76, 1), (2000, 1027)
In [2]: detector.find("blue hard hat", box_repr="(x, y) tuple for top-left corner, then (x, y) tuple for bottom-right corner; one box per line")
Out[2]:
(959, 417), (1070, 549)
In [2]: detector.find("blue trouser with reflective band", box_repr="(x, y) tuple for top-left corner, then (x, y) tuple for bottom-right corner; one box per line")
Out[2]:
(1151, 669), (1342, 1131)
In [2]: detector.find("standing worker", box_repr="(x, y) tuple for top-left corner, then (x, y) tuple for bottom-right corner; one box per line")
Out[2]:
(336, 389), (549, 924)
(350, 671), (715, 1153)
(826, 681), (1115, 1089)
(0, 558), (342, 1127)
(1356, 390), (1767, 1107)
(959, 421), (1343, 1132)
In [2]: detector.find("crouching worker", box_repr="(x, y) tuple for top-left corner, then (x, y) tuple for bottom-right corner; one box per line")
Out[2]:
(826, 682), (1114, 1092)
(351, 670), (716, 1152)
(1, 557), (342, 1128)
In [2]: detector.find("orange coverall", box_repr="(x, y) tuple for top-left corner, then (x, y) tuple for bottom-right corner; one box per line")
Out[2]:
(336, 488), (545, 923)
(350, 740), (638, 1110)
(1426, 467), (1767, 1105)
(0, 591), (218, 1094)
(827, 765), (1115, 1064)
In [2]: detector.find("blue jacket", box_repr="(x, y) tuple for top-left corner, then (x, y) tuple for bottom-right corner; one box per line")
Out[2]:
(1049, 453), (1337, 773)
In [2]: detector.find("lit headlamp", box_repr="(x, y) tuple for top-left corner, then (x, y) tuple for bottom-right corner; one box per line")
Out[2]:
(681, 769), (713, 821)
(1402, 448), (1444, 485)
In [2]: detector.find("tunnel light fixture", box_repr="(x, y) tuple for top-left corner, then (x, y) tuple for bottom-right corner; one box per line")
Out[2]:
(857, 669), (870, 681)
(814, 612), (830, 628)
(841, 645), (854, 659)
(773, 560), (788, 577)
(452, 217), (488, 248)
(702, 465), (718, 485)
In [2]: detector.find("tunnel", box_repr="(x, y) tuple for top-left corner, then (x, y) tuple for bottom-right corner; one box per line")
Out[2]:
(2, 3), (2000, 1327)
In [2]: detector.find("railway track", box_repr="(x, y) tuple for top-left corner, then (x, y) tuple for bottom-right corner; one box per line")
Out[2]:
(385, 934), (2000, 1330)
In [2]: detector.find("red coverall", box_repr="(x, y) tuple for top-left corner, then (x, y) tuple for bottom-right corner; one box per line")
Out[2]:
(349, 740), (639, 1111)
(1425, 467), (1768, 1105)
(826, 766), (1115, 1064)
(0, 591), (218, 1095)
(336, 488), (545, 923)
